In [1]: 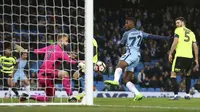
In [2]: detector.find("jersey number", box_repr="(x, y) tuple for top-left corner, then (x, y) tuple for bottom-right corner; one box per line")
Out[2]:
(130, 35), (142, 47)
(45, 49), (54, 60)
(184, 31), (190, 42)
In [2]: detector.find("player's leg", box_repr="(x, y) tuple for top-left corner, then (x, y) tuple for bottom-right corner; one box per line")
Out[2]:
(27, 75), (53, 102)
(58, 70), (85, 101)
(124, 57), (142, 101)
(24, 79), (30, 95)
(57, 70), (73, 96)
(73, 70), (83, 93)
(2, 73), (10, 98)
(104, 53), (129, 85)
(12, 73), (20, 97)
(184, 58), (193, 100)
(170, 57), (179, 100)
(185, 70), (191, 100)
(19, 71), (30, 95)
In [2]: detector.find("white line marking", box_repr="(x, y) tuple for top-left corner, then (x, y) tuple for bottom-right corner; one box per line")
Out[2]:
(94, 104), (200, 110)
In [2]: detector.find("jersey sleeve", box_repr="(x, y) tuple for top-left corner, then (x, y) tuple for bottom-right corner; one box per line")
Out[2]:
(142, 31), (150, 39)
(34, 45), (52, 54)
(120, 32), (128, 44)
(61, 51), (77, 64)
(0, 56), (2, 64)
(174, 28), (180, 38)
(191, 32), (196, 43)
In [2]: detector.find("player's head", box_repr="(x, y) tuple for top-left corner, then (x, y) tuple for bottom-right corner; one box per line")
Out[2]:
(21, 50), (28, 59)
(175, 17), (186, 27)
(125, 17), (136, 30)
(4, 47), (11, 56)
(57, 33), (69, 47)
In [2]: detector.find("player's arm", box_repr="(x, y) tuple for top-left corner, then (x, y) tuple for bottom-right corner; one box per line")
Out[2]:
(193, 42), (199, 68)
(142, 32), (169, 40)
(62, 51), (77, 64)
(12, 58), (18, 77)
(119, 32), (128, 55)
(34, 45), (52, 54)
(168, 37), (179, 63)
(192, 33), (199, 69)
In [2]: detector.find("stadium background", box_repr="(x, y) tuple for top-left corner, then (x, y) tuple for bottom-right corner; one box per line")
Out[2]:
(0, 0), (200, 95)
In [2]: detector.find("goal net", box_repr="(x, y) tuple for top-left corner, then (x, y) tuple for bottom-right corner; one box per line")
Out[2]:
(0, 0), (93, 105)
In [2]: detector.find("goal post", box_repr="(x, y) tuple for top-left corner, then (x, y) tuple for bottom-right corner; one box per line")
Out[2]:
(0, 0), (94, 106)
(85, 0), (94, 105)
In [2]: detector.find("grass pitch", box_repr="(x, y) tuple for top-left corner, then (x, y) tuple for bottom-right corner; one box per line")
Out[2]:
(1, 98), (200, 112)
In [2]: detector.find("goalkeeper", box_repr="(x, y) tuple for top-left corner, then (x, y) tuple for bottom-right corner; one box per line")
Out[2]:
(73, 38), (98, 93)
(20, 33), (83, 102)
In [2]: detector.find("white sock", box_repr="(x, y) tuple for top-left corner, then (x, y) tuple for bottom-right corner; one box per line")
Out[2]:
(126, 81), (140, 95)
(8, 87), (12, 96)
(113, 68), (122, 82)
(186, 94), (190, 97)
(25, 85), (30, 95)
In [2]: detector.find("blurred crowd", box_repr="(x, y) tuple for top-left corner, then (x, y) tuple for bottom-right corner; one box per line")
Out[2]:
(0, 0), (200, 92)
(94, 3), (200, 91)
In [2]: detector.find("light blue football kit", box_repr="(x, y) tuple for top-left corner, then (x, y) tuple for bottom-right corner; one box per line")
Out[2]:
(120, 28), (150, 72)
(13, 59), (27, 83)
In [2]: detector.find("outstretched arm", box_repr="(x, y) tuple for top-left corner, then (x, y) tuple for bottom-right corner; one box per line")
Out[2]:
(34, 45), (51, 54)
(147, 35), (170, 40)
(62, 52), (77, 64)
(142, 31), (169, 40)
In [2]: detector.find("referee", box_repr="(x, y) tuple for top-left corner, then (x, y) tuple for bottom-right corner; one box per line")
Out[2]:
(169, 17), (199, 100)
(0, 46), (19, 97)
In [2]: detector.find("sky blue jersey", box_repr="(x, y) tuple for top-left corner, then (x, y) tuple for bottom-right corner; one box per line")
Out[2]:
(121, 28), (149, 53)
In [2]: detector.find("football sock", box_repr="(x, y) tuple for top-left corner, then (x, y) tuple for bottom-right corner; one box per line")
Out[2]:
(30, 95), (49, 102)
(185, 94), (190, 96)
(114, 68), (122, 82)
(126, 81), (140, 95)
(185, 76), (191, 94)
(25, 85), (30, 95)
(8, 87), (12, 96)
(171, 78), (179, 95)
(63, 76), (72, 96)
(12, 87), (19, 96)
(74, 79), (83, 93)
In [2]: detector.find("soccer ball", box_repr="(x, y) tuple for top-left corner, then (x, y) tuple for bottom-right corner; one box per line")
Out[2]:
(94, 61), (106, 73)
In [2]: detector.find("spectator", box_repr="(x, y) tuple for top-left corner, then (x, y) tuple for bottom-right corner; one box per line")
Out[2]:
(138, 69), (146, 86)
(149, 76), (159, 89)
(158, 77), (165, 91)
(194, 80), (200, 92)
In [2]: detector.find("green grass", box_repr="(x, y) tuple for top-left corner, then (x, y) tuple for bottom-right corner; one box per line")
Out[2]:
(1, 98), (200, 112)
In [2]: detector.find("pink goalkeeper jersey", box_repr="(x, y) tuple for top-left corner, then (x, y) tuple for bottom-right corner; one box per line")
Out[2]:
(34, 44), (77, 75)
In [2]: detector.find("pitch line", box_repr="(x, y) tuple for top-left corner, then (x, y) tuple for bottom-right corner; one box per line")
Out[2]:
(95, 104), (200, 110)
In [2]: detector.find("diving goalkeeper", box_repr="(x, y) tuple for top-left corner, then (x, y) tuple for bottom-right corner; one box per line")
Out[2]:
(20, 33), (83, 102)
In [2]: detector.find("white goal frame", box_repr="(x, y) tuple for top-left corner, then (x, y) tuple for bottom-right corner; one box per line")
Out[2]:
(0, 0), (93, 106)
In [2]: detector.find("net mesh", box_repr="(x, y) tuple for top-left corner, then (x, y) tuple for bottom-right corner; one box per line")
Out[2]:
(0, 0), (85, 104)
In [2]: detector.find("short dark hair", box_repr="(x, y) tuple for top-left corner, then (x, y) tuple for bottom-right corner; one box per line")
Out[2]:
(175, 17), (186, 23)
(126, 17), (136, 25)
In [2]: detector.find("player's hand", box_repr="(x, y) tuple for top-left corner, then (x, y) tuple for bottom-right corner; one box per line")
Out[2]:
(193, 59), (199, 71)
(168, 54), (173, 63)
(69, 53), (77, 59)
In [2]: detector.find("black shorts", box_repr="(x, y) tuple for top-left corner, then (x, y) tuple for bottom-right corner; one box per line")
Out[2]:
(172, 57), (193, 74)
(0, 72), (12, 86)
